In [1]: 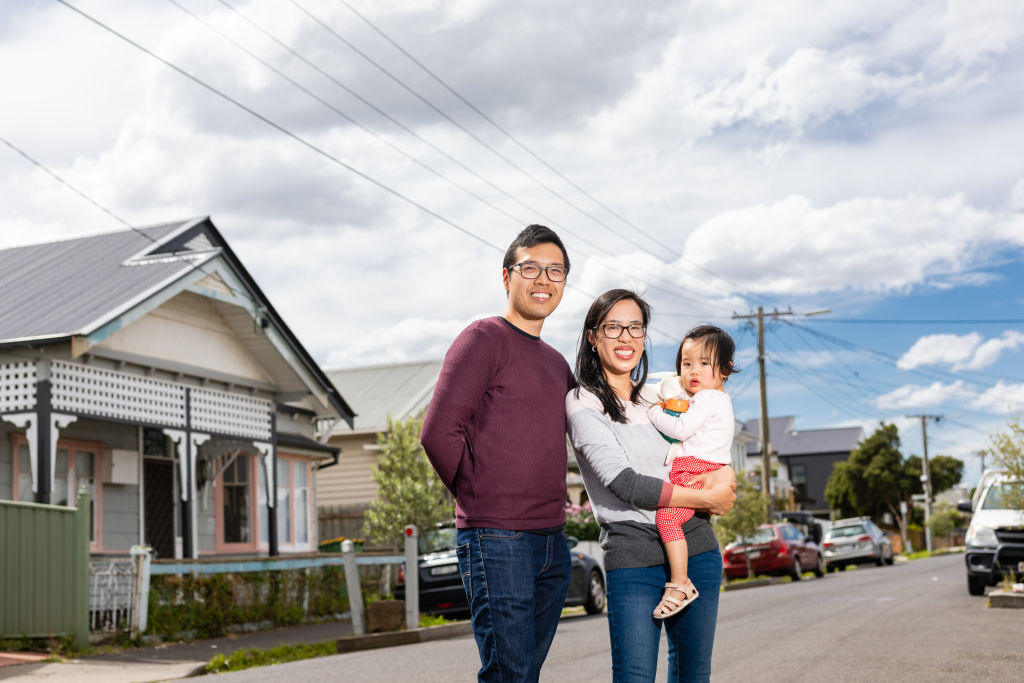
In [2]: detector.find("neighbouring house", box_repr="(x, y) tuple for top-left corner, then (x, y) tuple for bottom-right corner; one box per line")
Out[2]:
(317, 360), (442, 541)
(744, 416), (863, 517)
(0, 218), (354, 559)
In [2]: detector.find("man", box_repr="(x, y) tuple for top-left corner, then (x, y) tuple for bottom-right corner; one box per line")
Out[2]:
(420, 224), (575, 682)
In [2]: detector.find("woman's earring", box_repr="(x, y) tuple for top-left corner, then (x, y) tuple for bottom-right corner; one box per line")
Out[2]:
(591, 345), (597, 352)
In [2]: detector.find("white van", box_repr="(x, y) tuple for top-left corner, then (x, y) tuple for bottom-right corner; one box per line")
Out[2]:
(958, 471), (1024, 596)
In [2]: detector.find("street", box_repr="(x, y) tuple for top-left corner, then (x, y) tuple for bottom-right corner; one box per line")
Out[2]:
(210, 554), (1023, 682)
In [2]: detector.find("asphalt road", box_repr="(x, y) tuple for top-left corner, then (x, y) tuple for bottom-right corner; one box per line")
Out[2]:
(209, 554), (1023, 682)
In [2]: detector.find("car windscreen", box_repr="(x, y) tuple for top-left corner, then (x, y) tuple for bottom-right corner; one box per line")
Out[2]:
(419, 526), (457, 553)
(825, 524), (866, 538)
(980, 483), (1017, 510)
(741, 528), (777, 544)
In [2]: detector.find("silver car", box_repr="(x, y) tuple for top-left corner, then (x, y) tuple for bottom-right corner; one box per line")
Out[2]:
(822, 517), (894, 571)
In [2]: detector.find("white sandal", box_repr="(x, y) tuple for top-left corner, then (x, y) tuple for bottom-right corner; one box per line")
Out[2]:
(653, 581), (698, 619)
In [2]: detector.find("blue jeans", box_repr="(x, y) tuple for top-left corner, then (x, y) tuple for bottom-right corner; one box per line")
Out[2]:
(606, 549), (722, 683)
(456, 527), (572, 682)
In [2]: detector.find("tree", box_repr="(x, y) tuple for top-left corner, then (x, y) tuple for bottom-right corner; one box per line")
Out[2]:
(363, 415), (454, 546)
(713, 473), (769, 578)
(927, 503), (962, 546)
(825, 423), (965, 547)
(983, 411), (1024, 511)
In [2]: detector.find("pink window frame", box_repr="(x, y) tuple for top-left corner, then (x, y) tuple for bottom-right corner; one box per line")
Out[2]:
(213, 452), (259, 554)
(10, 433), (104, 552)
(259, 453), (313, 552)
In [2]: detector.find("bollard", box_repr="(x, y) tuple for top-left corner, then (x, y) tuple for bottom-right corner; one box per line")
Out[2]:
(404, 525), (419, 630)
(342, 540), (365, 635)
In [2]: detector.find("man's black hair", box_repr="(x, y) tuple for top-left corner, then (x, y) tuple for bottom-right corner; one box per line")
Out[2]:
(502, 224), (570, 273)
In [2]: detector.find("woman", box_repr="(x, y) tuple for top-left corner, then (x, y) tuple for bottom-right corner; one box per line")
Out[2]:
(565, 289), (736, 682)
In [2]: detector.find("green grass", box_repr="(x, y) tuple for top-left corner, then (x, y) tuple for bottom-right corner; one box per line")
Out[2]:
(418, 613), (451, 627)
(903, 547), (964, 561)
(205, 641), (336, 674)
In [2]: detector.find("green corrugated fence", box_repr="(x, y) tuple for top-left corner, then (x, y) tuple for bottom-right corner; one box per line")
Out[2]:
(0, 488), (90, 649)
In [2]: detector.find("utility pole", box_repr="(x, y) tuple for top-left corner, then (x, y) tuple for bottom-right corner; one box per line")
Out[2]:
(907, 414), (942, 553)
(732, 306), (829, 518)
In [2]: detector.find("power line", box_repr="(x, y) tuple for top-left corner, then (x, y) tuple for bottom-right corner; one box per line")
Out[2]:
(202, 0), (737, 312)
(50, 1), (696, 339)
(1, 132), (264, 307)
(802, 318), (1024, 325)
(331, 0), (783, 310)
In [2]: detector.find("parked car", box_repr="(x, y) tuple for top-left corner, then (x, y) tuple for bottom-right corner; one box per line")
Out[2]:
(395, 526), (607, 617)
(722, 523), (825, 580)
(773, 510), (831, 545)
(822, 517), (894, 571)
(958, 471), (1024, 596)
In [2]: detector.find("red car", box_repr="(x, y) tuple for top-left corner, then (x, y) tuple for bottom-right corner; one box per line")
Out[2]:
(722, 523), (825, 580)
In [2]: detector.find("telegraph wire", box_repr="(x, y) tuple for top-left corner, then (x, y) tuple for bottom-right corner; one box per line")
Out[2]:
(202, 0), (739, 312)
(331, 0), (783, 310)
(1, 134), (132, 231)
(802, 318), (1024, 325)
(290, 0), (775, 311)
(287, 0), (656, 255)
(49, 1), (696, 337)
(0, 133), (261, 307)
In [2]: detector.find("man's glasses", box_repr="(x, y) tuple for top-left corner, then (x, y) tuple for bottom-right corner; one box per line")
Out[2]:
(511, 262), (567, 282)
(595, 323), (647, 339)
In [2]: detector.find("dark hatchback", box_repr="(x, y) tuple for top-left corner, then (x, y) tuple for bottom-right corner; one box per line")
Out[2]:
(395, 526), (607, 618)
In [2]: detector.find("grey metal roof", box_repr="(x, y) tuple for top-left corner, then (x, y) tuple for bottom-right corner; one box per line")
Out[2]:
(326, 360), (442, 434)
(744, 416), (862, 457)
(0, 220), (194, 342)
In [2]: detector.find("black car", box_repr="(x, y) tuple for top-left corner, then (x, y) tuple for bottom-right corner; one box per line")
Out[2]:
(395, 526), (606, 617)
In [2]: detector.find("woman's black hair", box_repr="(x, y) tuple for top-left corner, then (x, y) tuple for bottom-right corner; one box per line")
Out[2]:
(675, 325), (741, 380)
(574, 289), (652, 423)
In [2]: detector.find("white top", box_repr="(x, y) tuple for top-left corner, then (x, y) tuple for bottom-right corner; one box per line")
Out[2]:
(647, 380), (734, 466)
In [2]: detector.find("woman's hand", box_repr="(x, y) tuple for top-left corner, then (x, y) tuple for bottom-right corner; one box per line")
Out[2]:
(703, 481), (736, 516)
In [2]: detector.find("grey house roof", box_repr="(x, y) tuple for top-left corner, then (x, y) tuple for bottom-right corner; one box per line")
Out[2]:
(326, 360), (442, 435)
(0, 217), (354, 425)
(744, 416), (863, 457)
(0, 221), (189, 342)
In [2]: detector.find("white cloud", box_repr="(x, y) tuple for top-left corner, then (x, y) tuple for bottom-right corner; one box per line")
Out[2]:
(875, 380), (966, 411)
(898, 331), (1024, 371)
(973, 381), (1024, 414)
(679, 194), (1024, 296)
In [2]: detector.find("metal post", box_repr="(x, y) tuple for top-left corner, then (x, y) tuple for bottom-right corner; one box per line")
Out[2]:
(404, 525), (419, 630)
(73, 485), (91, 650)
(342, 540), (365, 636)
(130, 545), (152, 639)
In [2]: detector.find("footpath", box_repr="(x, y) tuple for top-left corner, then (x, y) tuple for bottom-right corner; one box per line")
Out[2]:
(0, 620), (359, 682)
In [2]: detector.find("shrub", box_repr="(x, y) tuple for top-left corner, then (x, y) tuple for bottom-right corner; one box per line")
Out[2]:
(564, 502), (600, 541)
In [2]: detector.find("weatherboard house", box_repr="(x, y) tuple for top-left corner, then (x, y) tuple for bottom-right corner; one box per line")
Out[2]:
(744, 416), (863, 517)
(0, 218), (354, 559)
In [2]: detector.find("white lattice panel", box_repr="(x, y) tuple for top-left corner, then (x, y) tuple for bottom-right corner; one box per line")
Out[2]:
(51, 361), (187, 427)
(0, 361), (37, 412)
(191, 387), (271, 440)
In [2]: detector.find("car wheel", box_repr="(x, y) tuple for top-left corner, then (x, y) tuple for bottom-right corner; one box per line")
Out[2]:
(813, 553), (825, 578)
(584, 569), (606, 615)
(789, 556), (802, 581)
(967, 574), (987, 596)
(875, 552), (885, 567)
(884, 546), (895, 565)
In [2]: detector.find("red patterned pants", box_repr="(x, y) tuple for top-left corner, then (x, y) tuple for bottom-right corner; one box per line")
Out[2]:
(656, 456), (724, 543)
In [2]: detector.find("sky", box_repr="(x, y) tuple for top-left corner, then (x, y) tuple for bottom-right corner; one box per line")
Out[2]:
(2, 0), (1023, 488)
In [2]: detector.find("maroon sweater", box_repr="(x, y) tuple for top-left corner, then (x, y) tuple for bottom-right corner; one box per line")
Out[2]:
(421, 317), (574, 530)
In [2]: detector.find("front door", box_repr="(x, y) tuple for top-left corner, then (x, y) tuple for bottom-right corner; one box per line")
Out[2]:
(144, 458), (176, 559)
